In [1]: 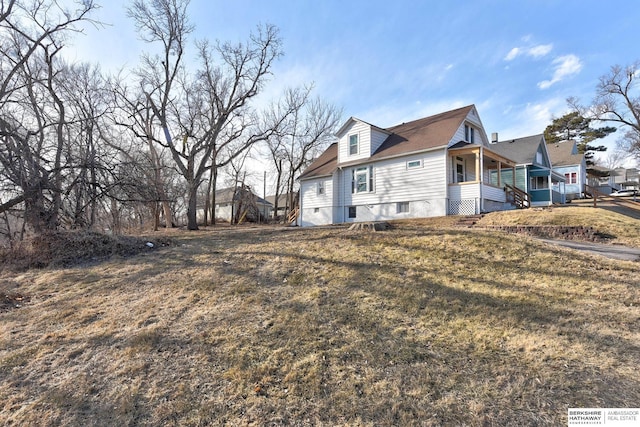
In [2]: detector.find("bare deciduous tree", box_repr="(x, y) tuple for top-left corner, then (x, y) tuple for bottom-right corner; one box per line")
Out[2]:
(264, 86), (342, 219)
(127, 0), (285, 230)
(0, 0), (99, 234)
(570, 60), (640, 160)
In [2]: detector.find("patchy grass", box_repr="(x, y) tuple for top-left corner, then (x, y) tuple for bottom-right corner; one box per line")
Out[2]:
(479, 205), (640, 247)
(0, 211), (639, 426)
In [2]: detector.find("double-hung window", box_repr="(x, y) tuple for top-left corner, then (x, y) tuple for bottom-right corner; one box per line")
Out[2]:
(464, 124), (475, 143)
(351, 166), (374, 193)
(349, 134), (358, 155)
(564, 172), (577, 184)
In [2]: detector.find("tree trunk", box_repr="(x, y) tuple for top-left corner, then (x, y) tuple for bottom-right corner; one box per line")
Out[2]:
(273, 159), (282, 220)
(210, 166), (218, 226)
(148, 139), (173, 228)
(186, 180), (199, 230)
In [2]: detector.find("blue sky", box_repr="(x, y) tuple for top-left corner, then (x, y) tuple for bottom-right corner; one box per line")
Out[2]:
(69, 0), (639, 166)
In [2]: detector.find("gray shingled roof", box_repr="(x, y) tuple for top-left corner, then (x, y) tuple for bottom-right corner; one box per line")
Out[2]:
(547, 140), (584, 167)
(489, 134), (545, 165)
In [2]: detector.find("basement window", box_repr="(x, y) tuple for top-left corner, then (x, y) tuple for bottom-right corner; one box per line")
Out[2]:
(348, 206), (357, 218)
(396, 202), (410, 213)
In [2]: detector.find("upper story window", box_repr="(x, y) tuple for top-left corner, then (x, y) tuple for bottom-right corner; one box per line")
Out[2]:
(317, 181), (325, 195)
(349, 134), (359, 155)
(535, 150), (543, 165)
(351, 166), (374, 193)
(464, 124), (475, 143)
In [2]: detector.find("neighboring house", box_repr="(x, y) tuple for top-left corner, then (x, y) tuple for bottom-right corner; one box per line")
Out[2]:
(590, 167), (640, 194)
(297, 105), (520, 227)
(214, 186), (272, 222)
(265, 192), (298, 219)
(612, 167), (640, 190)
(547, 140), (586, 200)
(587, 165), (614, 193)
(489, 134), (565, 206)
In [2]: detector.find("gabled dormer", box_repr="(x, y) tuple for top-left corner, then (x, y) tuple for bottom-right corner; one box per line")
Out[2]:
(534, 136), (551, 168)
(448, 105), (491, 148)
(336, 117), (391, 164)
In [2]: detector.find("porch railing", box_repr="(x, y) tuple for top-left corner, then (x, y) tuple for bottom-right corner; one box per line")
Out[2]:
(504, 184), (530, 209)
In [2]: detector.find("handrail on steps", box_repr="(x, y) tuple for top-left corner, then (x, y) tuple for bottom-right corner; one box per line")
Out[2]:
(504, 183), (531, 209)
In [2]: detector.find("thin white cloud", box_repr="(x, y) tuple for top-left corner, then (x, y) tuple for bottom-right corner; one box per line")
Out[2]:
(504, 47), (520, 61)
(504, 43), (553, 61)
(528, 44), (553, 58)
(538, 54), (583, 89)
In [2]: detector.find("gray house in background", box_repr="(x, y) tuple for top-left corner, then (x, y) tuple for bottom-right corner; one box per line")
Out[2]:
(588, 167), (640, 194)
(214, 186), (272, 223)
(547, 140), (586, 200)
(489, 134), (565, 206)
(264, 192), (298, 219)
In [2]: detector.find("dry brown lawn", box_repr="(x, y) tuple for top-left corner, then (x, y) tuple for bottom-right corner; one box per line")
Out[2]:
(1, 207), (639, 426)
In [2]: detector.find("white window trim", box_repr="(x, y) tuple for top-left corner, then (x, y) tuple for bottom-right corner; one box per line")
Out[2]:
(352, 166), (374, 194)
(407, 159), (422, 169)
(349, 133), (359, 156)
(464, 124), (475, 143)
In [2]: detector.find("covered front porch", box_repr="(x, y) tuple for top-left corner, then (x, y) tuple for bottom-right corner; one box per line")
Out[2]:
(447, 143), (517, 215)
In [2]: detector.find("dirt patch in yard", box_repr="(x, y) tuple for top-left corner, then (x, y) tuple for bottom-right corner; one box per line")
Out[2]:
(0, 230), (173, 271)
(0, 290), (29, 312)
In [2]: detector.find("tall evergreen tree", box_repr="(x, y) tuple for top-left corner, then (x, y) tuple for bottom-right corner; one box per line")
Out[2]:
(544, 112), (616, 166)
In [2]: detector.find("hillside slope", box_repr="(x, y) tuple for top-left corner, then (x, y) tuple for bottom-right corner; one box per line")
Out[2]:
(1, 209), (639, 425)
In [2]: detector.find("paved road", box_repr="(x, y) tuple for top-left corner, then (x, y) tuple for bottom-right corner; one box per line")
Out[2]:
(537, 238), (640, 261)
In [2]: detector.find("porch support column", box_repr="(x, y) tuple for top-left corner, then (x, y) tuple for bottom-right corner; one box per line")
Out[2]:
(497, 161), (502, 187)
(479, 146), (484, 213)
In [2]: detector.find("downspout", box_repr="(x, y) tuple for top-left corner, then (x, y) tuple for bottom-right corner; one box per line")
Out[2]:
(338, 166), (344, 223)
(298, 184), (303, 226)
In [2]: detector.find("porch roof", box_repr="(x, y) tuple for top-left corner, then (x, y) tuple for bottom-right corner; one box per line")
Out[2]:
(448, 143), (517, 167)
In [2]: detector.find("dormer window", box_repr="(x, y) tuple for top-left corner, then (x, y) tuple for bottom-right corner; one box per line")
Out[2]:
(349, 134), (359, 155)
(464, 124), (475, 143)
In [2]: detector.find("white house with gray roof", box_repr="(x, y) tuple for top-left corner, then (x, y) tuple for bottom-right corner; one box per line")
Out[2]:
(297, 105), (521, 226)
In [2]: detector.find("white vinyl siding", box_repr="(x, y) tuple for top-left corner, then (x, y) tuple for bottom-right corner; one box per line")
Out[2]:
(300, 176), (335, 226)
(337, 121), (390, 164)
(370, 128), (388, 154)
(449, 111), (487, 147)
(338, 121), (371, 163)
(341, 150), (447, 209)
